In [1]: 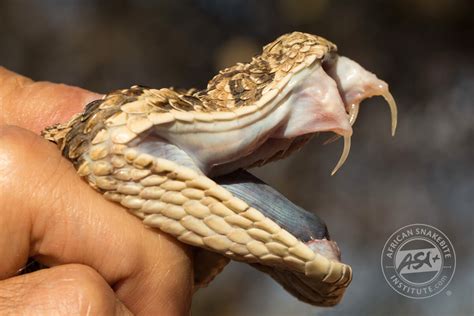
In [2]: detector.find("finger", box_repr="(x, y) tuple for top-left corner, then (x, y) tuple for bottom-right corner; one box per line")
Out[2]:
(0, 67), (102, 133)
(0, 264), (132, 315)
(0, 125), (193, 315)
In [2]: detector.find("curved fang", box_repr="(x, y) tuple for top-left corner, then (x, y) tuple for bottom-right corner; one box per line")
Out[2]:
(382, 90), (398, 136)
(331, 135), (351, 175)
(348, 103), (360, 126)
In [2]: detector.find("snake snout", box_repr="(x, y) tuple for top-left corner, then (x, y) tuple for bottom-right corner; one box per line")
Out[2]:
(324, 55), (398, 136)
(321, 55), (398, 175)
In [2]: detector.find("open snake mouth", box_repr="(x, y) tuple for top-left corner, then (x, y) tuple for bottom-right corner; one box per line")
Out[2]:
(121, 53), (397, 305)
(42, 32), (398, 307)
(199, 55), (397, 304)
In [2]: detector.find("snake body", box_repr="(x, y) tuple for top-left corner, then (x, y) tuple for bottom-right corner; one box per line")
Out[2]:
(42, 32), (397, 306)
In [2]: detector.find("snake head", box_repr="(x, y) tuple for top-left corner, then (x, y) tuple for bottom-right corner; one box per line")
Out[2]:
(192, 33), (398, 177)
(44, 32), (397, 308)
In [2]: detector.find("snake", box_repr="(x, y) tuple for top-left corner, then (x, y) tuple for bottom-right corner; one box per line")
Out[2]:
(42, 32), (397, 306)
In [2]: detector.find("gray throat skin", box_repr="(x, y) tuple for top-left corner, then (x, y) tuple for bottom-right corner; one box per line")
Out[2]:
(219, 171), (343, 307)
(215, 170), (330, 243)
(215, 170), (342, 263)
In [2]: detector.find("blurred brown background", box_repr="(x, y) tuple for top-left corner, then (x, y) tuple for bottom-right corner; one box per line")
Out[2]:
(1, 1), (472, 315)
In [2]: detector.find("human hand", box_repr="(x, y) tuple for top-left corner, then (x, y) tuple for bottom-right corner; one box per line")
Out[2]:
(0, 67), (193, 315)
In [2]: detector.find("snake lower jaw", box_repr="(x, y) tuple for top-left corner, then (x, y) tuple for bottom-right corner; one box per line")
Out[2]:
(212, 170), (349, 306)
(124, 140), (348, 303)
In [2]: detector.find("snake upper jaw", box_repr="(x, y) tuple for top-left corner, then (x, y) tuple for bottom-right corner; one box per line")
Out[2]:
(325, 56), (398, 135)
(316, 55), (398, 174)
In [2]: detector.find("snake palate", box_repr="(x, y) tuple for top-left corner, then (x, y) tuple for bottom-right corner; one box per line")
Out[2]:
(42, 32), (397, 306)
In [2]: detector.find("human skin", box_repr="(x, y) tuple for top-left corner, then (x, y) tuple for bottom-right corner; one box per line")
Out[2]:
(0, 67), (193, 315)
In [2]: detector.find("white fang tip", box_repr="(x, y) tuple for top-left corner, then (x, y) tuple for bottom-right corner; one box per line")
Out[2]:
(331, 135), (351, 176)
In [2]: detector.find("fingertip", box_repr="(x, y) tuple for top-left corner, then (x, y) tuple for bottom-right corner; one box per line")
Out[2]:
(0, 67), (102, 133)
(20, 81), (102, 133)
